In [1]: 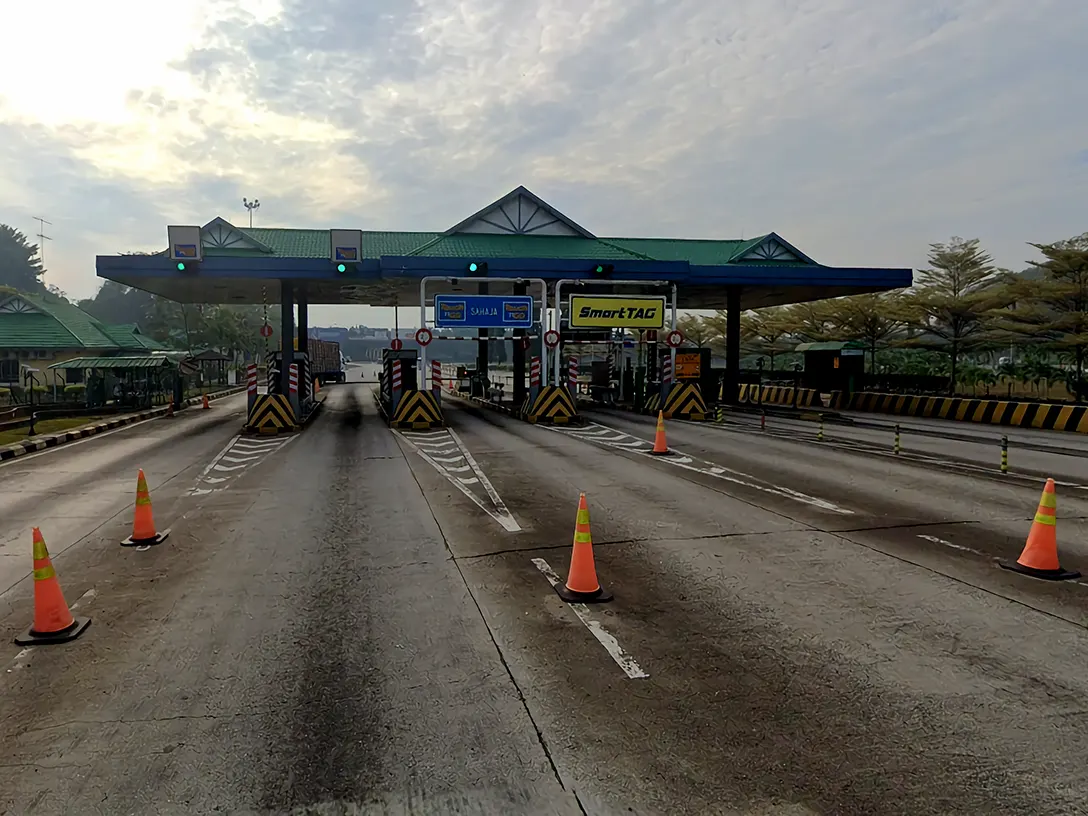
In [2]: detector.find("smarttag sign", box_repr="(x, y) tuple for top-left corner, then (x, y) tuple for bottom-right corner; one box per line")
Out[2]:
(433, 295), (534, 329)
(568, 295), (666, 329)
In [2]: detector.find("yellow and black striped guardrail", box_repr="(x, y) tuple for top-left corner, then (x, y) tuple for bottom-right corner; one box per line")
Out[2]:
(246, 394), (297, 434)
(845, 391), (1088, 433)
(662, 383), (707, 421)
(525, 386), (578, 425)
(643, 393), (662, 414)
(390, 390), (444, 429)
(736, 383), (821, 408)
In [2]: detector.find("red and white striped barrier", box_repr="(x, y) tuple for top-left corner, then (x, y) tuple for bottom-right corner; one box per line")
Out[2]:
(568, 356), (578, 390)
(662, 358), (673, 385)
(391, 360), (402, 392)
(431, 360), (442, 393)
(288, 363), (299, 395)
(530, 357), (541, 388)
(246, 363), (258, 396)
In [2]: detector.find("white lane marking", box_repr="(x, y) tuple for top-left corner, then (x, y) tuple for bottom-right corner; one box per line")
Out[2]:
(553, 423), (853, 515)
(916, 534), (984, 555)
(448, 429), (519, 529)
(187, 434), (295, 496)
(531, 558), (648, 680)
(212, 462), (247, 473)
(396, 430), (521, 533)
(430, 455), (463, 464)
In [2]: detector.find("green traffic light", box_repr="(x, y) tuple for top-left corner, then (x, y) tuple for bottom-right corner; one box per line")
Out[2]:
(595, 265), (604, 273)
(176, 262), (186, 271)
(468, 262), (478, 272)
(337, 263), (347, 273)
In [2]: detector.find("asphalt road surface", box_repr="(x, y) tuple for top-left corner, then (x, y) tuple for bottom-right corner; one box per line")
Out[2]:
(3, 385), (1088, 814)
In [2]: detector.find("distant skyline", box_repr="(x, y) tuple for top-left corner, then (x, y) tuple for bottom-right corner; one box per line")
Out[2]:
(1, 0), (1085, 327)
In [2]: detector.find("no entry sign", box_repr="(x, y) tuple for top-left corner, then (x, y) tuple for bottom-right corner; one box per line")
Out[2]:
(259, 324), (273, 338)
(391, 338), (403, 351)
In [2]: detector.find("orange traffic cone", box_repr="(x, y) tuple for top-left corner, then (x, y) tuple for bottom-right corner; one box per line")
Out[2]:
(202, 393), (210, 409)
(165, 398), (174, 417)
(554, 493), (612, 603)
(999, 478), (1080, 580)
(314, 378), (321, 395)
(14, 528), (91, 645)
(650, 410), (670, 456)
(121, 469), (171, 547)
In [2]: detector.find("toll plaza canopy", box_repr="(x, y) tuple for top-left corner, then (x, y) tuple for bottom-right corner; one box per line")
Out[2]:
(95, 185), (912, 310)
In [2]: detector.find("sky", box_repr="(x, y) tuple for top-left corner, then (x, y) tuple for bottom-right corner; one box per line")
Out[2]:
(0, 0), (1085, 328)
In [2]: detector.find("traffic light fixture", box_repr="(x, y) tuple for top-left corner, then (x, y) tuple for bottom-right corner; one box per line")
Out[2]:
(592, 263), (614, 278)
(467, 261), (488, 274)
(168, 225), (203, 273)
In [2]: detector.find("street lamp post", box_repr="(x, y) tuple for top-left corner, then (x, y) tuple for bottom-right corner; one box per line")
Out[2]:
(243, 197), (261, 228)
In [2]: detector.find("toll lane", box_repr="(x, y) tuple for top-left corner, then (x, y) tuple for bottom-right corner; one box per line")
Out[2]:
(0, 394), (249, 598)
(0, 386), (577, 815)
(421, 397), (1088, 815)
(581, 407), (1088, 622)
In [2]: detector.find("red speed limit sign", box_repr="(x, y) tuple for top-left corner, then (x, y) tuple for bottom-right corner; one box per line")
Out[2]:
(415, 327), (433, 346)
(543, 330), (560, 348)
(665, 329), (684, 348)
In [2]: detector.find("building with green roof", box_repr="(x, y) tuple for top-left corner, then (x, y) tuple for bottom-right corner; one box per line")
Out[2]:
(0, 289), (167, 386)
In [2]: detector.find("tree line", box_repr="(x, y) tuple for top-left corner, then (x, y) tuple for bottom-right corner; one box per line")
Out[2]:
(676, 233), (1088, 400)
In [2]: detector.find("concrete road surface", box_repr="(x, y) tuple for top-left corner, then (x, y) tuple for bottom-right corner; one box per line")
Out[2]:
(3, 386), (1088, 814)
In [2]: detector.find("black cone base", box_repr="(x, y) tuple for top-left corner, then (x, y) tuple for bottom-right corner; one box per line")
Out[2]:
(554, 583), (613, 604)
(121, 528), (171, 548)
(998, 559), (1081, 581)
(15, 616), (91, 646)
(650, 449), (671, 456)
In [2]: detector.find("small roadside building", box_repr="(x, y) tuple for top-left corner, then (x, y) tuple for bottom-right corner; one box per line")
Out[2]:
(0, 289), (167, 393)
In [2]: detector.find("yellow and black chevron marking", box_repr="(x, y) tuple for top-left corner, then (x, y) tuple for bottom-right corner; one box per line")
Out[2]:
(737, 385), (819, 408)
(662, 382), (707, 421)
(526, 386), (578, 424)
(643, 392), (662, 415)
(246, 394), (297, 434)
(846, 391), (1088, 434)
(391, 390), (444, 429)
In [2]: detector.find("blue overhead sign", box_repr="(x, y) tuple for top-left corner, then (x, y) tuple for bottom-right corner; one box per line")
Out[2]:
(434, 295), (534, 329)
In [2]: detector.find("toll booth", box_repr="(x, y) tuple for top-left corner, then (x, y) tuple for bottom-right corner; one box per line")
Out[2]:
(378, 348), (443, 429)
(796, 341), (866, 395)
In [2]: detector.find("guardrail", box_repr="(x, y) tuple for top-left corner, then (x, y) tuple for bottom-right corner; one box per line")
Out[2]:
(726, 408), (1082, 475)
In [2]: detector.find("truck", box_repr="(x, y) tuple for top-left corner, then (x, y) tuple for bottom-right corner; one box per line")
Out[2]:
(300, 337), (345, 384)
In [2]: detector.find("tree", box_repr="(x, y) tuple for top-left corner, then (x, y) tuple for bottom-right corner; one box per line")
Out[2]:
(0, 225), (45, 293)
(782, 300), (835, 343)
(740, 307), (793, 369)
(992, 233), (1088, 401)
(898, 237), (1009, 393)
(827, 292), (905, 372)
(677, 313), (716, 347)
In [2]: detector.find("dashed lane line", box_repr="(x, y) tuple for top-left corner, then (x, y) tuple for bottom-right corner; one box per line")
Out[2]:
(531, 558), (648, 680)
(550, 422), (853, 515)
(397, 428), (521, 532)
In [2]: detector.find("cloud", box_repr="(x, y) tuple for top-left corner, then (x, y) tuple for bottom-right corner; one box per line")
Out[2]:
(0, 0), (1086, 310)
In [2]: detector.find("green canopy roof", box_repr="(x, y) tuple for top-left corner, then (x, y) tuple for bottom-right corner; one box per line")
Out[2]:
(49, 356), (174, 370)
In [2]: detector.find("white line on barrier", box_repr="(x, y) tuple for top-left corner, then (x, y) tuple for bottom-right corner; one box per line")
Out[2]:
(531, 558), (648, 679)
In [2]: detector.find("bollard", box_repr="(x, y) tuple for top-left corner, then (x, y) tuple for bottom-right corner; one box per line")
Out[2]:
(1001, 435), (1008, 474)
(817, 419), (824, 442)
(715, 406), (724, 424)
(894, 424), (901, 455)
(760, 409), (766, 432)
